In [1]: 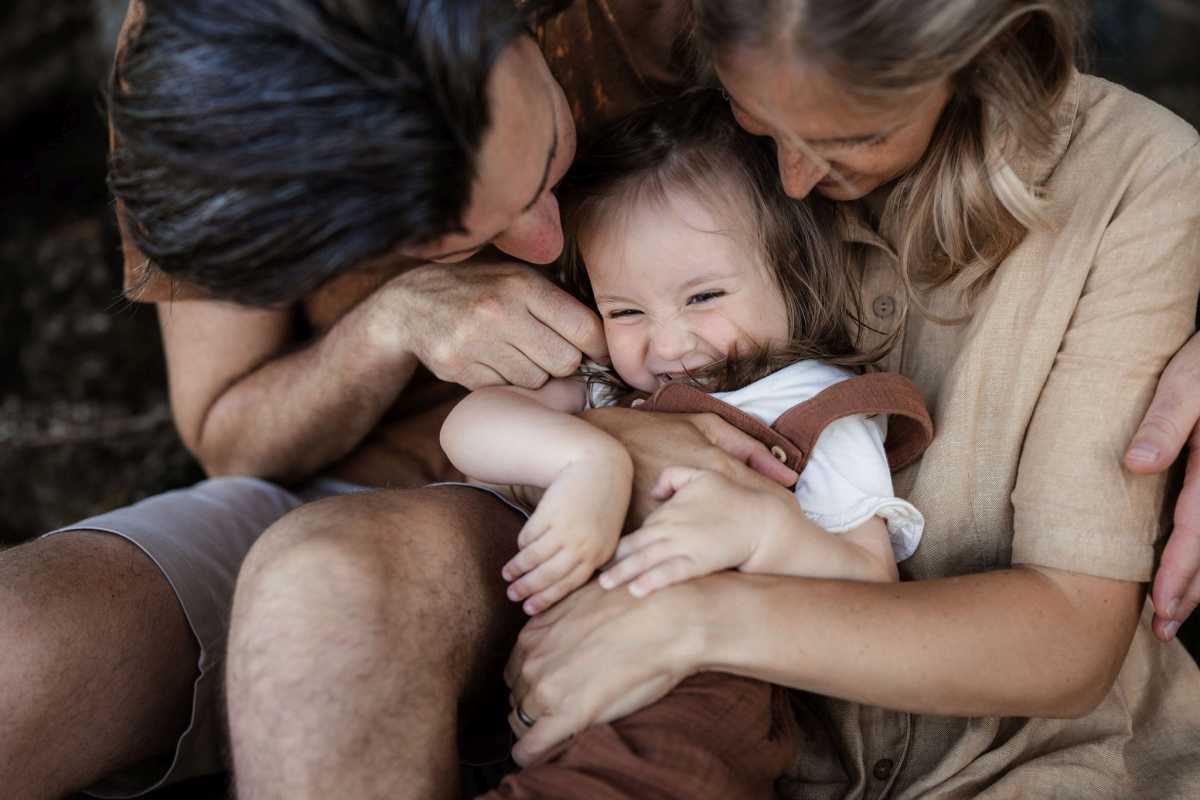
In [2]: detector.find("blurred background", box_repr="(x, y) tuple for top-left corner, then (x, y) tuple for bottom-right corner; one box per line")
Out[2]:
(1, 0), (1198, 615)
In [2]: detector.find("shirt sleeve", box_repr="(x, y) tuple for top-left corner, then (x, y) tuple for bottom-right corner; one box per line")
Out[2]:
(794, 413), (925, 562)
(1011, 141), (1200, 580)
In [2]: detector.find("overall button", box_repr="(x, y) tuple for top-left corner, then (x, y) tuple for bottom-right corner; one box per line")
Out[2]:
(872, 295), (896, 318)
(872, 758), (895, 781)
(770, 445), (788, 463)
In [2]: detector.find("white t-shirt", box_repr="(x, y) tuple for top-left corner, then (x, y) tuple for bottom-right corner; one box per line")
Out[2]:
(591, 360), (924, 562)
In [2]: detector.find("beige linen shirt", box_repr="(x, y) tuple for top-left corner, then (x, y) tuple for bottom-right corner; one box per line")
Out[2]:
(782, 74), (1200, 799)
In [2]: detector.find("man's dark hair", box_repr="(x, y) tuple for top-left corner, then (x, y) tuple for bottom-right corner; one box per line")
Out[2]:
(108, 0), (567, 305)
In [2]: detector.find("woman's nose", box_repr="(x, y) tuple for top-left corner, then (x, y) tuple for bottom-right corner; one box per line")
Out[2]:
(776, 141), (829, 199)
(493, 192), (564, 264)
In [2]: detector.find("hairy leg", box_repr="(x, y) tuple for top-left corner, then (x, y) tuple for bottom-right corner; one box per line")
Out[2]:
(226, 487), (525, 800)
(0, 534), (199, 799)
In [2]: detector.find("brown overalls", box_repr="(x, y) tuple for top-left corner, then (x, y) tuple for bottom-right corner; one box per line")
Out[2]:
(482, 373), (932, 800)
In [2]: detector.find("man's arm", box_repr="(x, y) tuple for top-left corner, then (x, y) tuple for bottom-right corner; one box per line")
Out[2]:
(158, 295), (420, 482)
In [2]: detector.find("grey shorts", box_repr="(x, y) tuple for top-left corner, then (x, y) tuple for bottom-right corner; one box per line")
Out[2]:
(41, 476), (366, 798)
(40, 477), (527, 799)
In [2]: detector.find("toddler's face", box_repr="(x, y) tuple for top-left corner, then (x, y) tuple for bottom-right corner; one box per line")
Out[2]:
(581, 187), (791, 393)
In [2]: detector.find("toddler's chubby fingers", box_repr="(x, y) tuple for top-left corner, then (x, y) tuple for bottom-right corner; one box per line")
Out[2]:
(649, 466), (707, 501)
(517, 516), (551, 550)
(508, 549), (577, 605)
(599, 537), (677, 591)
(502, 536), (560, 583)
(523, 563), (592, 615)
(628, 555), (697, 598)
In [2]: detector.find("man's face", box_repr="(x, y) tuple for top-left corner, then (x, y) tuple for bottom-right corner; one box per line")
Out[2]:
(410, 36), (577, 265)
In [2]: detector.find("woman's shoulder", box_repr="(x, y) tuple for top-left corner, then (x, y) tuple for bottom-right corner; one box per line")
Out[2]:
(1072, 73), (1199, 167)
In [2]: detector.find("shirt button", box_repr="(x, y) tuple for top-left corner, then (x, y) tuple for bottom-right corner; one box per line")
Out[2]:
(872, 295), (896, 318)
(872, 758), (895, 781)
(770, 445), (788, 463)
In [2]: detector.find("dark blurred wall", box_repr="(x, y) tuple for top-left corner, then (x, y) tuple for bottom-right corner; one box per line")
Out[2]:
(1, 0), (1198, 542)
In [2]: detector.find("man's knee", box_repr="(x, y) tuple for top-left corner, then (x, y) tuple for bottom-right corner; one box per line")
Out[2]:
(231, 487), (523, 653)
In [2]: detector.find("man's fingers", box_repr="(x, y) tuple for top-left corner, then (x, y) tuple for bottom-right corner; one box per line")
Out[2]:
(528, 289), (608, 364)
(512, 324), (585, 379)
(458, 363), (508, 390)
(1126, 334), (1200, 474)
(489, 345), (551, 390)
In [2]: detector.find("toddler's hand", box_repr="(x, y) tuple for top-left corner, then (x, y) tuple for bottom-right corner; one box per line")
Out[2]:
(598, 466), (783, 597)
(502, 458), (629, 615)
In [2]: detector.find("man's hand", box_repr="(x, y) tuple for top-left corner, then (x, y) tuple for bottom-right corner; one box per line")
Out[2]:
(371, 258), (607, 389)
(1124, 330), (1200, 641)
(581, 408), (799, 527)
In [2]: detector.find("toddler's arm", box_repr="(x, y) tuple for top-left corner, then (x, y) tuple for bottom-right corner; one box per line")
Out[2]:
(441, 380), (632, 614)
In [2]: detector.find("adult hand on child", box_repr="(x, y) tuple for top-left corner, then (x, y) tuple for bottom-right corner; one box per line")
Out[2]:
(502, 455), (631, 615)
(374, 258), (607, 390)
(504, 576), (705, 765)
(1125, 329), (1200, 641)
(599, 466), (794, 597)
(581, 408), (799, 527)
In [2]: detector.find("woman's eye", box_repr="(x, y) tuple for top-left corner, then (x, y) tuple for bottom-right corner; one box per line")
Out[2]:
(608, 309), (642, 319)
(687, 291), (725, 306)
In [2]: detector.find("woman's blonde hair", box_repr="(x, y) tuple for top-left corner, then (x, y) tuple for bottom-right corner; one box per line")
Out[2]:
(557, 91), (877, 401)
(693, 0), (1086, 313)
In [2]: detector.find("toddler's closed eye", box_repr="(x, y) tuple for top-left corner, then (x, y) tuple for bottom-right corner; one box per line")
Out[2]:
(687, 291), (725, 305)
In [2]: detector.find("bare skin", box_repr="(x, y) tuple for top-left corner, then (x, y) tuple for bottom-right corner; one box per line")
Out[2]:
(225, 487), (526, 800)
(0, 534), (198, 799)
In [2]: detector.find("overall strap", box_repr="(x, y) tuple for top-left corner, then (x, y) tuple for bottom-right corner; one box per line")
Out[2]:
(772, 372), (933, 471)
(638, 383), (809, 475)
(638, 372), (934, 477)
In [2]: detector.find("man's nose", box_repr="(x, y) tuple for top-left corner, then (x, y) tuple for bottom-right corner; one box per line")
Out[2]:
(494, 192), (563, 264)
(776, 141), (829, 199)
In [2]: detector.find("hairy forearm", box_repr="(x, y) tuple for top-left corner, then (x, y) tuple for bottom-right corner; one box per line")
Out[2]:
(693, 565), (1142, 718)
(192, 301), (419, 482)
(441, 386), (624, 488)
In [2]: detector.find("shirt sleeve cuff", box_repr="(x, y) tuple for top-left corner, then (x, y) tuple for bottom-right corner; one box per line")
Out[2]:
(803, 497), (926, 562)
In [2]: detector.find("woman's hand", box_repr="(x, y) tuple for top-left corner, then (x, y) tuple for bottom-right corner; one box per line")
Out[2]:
(1124, 330), (1200, 640)
(598, 466), (792, 597)
(373, 258), (608, 389)
(580, 407), (799, 526)
(503, 577), (706, 766)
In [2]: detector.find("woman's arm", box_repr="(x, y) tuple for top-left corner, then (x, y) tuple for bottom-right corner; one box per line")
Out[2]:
(504, 563), (1142, 764)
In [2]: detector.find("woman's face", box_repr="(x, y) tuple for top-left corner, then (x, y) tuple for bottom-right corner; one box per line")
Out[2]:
(716, 46), (952, 201)
(581, 187), (790, 394)
(410, 36), (577, 265)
